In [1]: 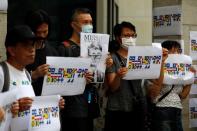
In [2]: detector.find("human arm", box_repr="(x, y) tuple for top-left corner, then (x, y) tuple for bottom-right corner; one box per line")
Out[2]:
(31, 64), (49, 80)
(106, 54), (113, 68)
(147, 48), (168, 100)
(179, 84), (191, 100)
(106, 67), (128, 92)
(10, 101), (19, 117)
(59, 97), (65, 109)
(0, 107), (5, 122)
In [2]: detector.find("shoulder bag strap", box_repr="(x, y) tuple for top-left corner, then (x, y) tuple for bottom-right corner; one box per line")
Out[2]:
(157, 85), (175, 102)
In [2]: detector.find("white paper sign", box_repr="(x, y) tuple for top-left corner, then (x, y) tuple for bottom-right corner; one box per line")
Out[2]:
(0, 0), (8, 11)
(80, 33), (109, 83)
(153, 5), (182, 36)
(11, 110), (30, 131)
(42, 57), (91, 96)
(190, 65), (197, 94)
(189, 98), (197, 128)
(123, 46), (162, 80)
(163, 54), (194, 85)
(29, 95), (60, 131)
(190, 31), (197, 60)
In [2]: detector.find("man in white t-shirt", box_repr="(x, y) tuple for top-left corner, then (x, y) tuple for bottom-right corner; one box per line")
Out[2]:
(0, 25), (36, 131)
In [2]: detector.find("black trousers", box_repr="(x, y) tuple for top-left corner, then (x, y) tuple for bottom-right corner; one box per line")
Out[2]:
(61, 117), (93, 131)
(104, 110), (145, 131)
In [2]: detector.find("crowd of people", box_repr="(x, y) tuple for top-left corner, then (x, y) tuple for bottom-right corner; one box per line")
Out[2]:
(0, 7), (196, 131)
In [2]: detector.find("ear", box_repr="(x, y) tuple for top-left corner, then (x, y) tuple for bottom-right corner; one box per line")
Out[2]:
(7, 47), (16, 57)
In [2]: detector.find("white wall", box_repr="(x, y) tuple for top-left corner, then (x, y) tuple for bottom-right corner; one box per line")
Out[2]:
(0, 12), (7, 61)
(118, 0), (152, 45)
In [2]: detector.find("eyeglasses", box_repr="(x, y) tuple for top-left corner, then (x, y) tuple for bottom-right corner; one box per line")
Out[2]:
(121, 33), (137, 38)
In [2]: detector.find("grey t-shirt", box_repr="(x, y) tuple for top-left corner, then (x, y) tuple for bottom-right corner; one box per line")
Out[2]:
(106, 53), (142, 112)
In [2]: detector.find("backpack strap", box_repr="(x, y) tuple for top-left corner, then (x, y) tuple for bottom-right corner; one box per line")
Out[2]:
(0, 62), (31, 92)
(63, 40), (79, 57)
(63, 40), (73, 57)
(0, 61), (10, 92)
(25, 70), (31, 82)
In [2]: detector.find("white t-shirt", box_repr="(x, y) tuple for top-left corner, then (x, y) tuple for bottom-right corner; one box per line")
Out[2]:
(0, 62), (35, 131)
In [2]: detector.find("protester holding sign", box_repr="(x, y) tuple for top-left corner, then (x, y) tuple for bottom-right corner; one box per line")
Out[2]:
(106, 22), (143, 131)
(25, 9), (59, 96)
(146, 40), (193, 131)
(25, 9), (65, 110)
(58, 8), (113, 131)
(0, 25), (36, 131)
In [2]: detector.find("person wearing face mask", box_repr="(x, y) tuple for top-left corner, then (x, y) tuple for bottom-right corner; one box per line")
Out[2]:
(108, 22), (137, 53)
(105, 21), (169, 131)
(58, 8), (113, 131)
(105, 21), (145, 131)
(25, 9), (59, 96)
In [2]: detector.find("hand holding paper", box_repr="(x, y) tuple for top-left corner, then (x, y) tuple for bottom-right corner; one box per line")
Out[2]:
(117, 67), (128, 78)
(0, 107), (5, 122)
(18, 97), (33, 111)
(106, 54), (113, 68)
(85, 71), (94, 84)
(59, 97), (65, 109)
(10, 101), (19, 117)
(32, 64), (49, 80)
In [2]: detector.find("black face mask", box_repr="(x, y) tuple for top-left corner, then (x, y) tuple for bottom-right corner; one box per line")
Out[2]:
(35, 37), (47, 49)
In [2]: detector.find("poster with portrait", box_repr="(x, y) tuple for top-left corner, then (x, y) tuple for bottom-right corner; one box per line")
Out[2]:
(153, 5), (182, 36)
(28, 95), (60, 131)
(163, 54), (194, 85)
(189, 98), (197, 128)
(190, 31), (197, 60)
(42, 57), (91, 96)
(123, 46), (162, 80)
(80, 33), (109, 83)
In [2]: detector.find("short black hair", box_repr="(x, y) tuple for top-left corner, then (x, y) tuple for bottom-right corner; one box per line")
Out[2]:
(114, 21), (136, 37)
(25, 9), (50, 33)
(70, 8), (92, 22)
(161, 40), (181, 50)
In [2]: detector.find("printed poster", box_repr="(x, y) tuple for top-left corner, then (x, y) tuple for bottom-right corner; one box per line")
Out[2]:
(163, 54), (194, 85)
(189, 98), (197, 128)
(190, 65), (197, 94)
(10, 86), (35, 131)
(29, 95), (60, 131)
(123, 46), (162, 80)
(42, 57), (91, 96)
(153, 5), (182, 36)
(80, 33), (109, 83)
(190, 31), (197, 60)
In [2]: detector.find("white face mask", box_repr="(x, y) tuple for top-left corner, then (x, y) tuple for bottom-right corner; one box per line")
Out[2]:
(81, 24), (93, 33)
(121, 37), (136, 49)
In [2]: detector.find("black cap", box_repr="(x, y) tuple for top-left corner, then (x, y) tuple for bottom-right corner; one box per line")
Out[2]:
(5, 25), (36, 47)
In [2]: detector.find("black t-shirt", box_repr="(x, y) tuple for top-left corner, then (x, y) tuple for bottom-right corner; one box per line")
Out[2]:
(58, 40), (100, 118)
(26, 41), (58, 96)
